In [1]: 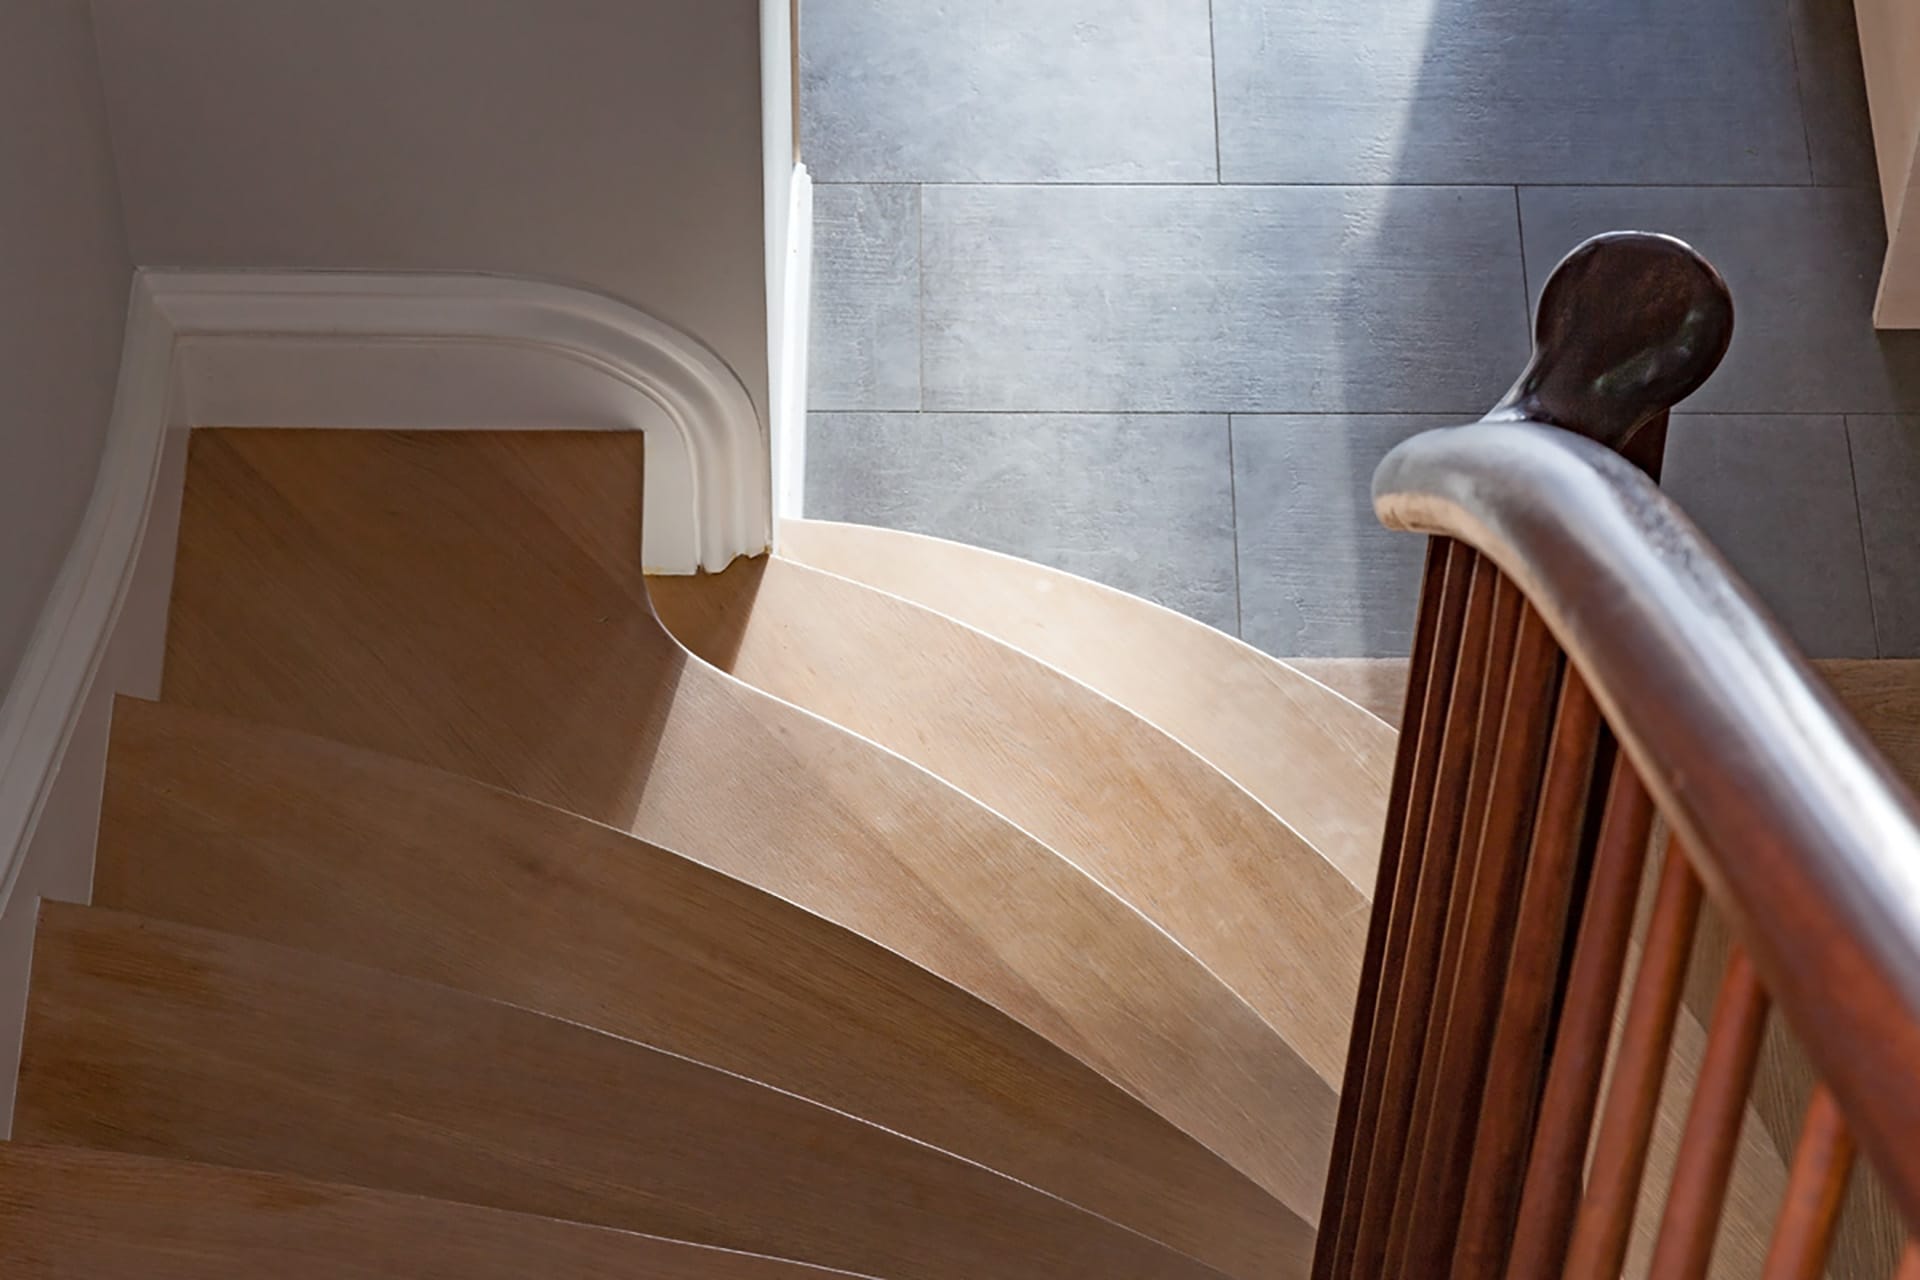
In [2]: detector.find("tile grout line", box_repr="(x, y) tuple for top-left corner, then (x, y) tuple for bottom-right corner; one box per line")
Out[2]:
(1841, 416), (1887, 657)
(1511, 186), (1533, 335)
(1227, 414), (1244, 636)
(915, 183), (927, 415)
(1206, 0), (1224, 184)
(810, 407), (1907, 419)
(809, 179), (1880, 192)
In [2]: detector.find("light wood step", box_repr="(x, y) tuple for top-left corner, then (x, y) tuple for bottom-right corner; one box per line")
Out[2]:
(776, 517), (1398, 887)
(0, 1145), (859, 1279)
(13, 903), (1224, 1280)
(157, 428), (1331, 1226)
(94, 695), (1306, 1280)
(651, 556), (1368, 1085)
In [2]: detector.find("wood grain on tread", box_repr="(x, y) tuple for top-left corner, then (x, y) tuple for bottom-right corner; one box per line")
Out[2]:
(95, 696), (1305, 1280)
(650, 556), (1369, 1086)
(14, 904), (1223, 1280)
(158, 429), (1332, 1224)
(0, 1145), (860, 1279)
(1306, 660), (1918, 1277)
(1289, 659), (1920, 794)
(1283, 660), (1412, 728)
(775, 518), (1396, 888)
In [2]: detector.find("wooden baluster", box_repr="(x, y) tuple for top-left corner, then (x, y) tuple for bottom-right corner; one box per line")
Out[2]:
(1448, 669), (1605, 1280)
(1562, 837), (1704, 1280)
(1378, 572), (1525, 1272)
(1759, 1086), (1855, 1280)
(1387, 592), (1565, 1274)
(1320, 537), (1451, 1274)
(1320, 231), (1736, 1280)
(1645, 947), (1771, 1280)
(1320, 538), (1474, 1280)
(1343, 554), (1500, 1278)
(1501, 760), (1657, 1280)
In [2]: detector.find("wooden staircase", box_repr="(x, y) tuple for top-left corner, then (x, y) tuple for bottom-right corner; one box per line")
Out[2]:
(5, 234), (1920, 1280)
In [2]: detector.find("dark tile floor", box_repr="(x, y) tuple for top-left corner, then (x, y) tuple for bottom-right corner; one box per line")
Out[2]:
(800, 0), (1920, 658)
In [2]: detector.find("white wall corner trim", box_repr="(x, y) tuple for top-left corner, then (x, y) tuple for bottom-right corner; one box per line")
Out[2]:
(0, 266), (772, 913)
(774, 162), (814, 524)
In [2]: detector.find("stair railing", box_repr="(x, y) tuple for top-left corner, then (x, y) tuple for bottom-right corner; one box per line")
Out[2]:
(1314, 232), (1920, 1280)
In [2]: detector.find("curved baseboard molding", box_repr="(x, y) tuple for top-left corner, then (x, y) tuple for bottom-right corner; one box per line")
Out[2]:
(0, 267), (770, 909)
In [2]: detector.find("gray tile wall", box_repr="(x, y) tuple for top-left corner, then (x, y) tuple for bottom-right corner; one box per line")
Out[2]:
(802, 0), (1920, 659)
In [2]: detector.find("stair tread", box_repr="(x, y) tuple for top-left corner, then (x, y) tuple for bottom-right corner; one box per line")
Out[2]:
(651, 555), (1368, 1086)
(95, 695), (1306, 1280)
(776, 517), (1398, 887)
(14, 903), (1223, 1280)
(158, 428), (1333, 1217)
(0, 1144), (860, 1278)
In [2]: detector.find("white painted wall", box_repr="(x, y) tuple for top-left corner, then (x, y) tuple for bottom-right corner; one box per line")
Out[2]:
(88, 0), (772, 421)
(0, 0), (133, 1128)
(0, 2), (132, 707)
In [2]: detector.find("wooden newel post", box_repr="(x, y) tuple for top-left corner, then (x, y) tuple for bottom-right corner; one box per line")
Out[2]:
(1488, 231), (1733, 480)
(1313, 233), (1734, 1280)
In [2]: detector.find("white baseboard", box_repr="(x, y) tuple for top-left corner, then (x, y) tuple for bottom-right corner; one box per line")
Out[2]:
(0, 267), (772, 919)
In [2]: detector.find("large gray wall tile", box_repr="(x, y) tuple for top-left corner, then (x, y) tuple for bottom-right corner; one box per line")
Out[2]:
(1847, 415), (1920, 656)
(1664, 415), (1875, 657)
(1791, 0), (1879, 188)
(1520, 187), (1920, 413)
(803, 411), (1239, 631)
(801, 0), (1216, 182)
(810, 184), (920, 411)
(1233, 415), (1451, 657)
(922, 184), (1530, 414)
(1213, 0), (1808, 184)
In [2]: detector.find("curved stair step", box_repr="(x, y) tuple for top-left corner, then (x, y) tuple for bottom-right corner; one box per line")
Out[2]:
(157, 428), (1335, 1219)
(650, 555), (1367, 1085)
(94, 695), (1307, 1280)
(775, 518), (1398, 888)
(13, 903), (1225, 1280)
(0, 1145), (859, 1279)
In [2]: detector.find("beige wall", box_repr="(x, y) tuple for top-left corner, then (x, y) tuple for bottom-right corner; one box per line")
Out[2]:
(89, 0), (771, 418)
(0, 0), (132, 695)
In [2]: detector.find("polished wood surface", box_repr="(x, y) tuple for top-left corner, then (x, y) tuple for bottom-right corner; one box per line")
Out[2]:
(1760, 1088), (1854, 1280)
(1285, 660), (1920, 794)
(1644, 948), (1771, 1280)
(1387, 593), (1563, 1274)
(1562, 848), (1703, 1279)
(1285, 659), (1407, 727)
(1448, 667), (1602, 1279)
(1491, 231), (1731, 460)
(1504, 763), (1658, 1278)
(13, 904), (1222, 1280)
(775, 518), (1396, 888)
(95, 695), (1304, 1280)
(1374, 411), (1920, 1223)
(1325, 234), (1905, 1278)
(158, 429), (1330, 1222)
(1323, 655), (1919, 1280)
(1318, 539), (1471, 1280)
(0, 1145), (859, 1279)
(651, 554), (1368, 1086)
(1344, 548), (1500, 1279)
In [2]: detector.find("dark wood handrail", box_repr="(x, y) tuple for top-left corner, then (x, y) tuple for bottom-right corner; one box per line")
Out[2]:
(1373, 413), (1920, 1219)
(1318, 230), (1920, 1279)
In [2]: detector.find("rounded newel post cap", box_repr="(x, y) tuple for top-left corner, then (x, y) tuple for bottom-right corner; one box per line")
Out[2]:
(1492, 232), (1733, 456)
